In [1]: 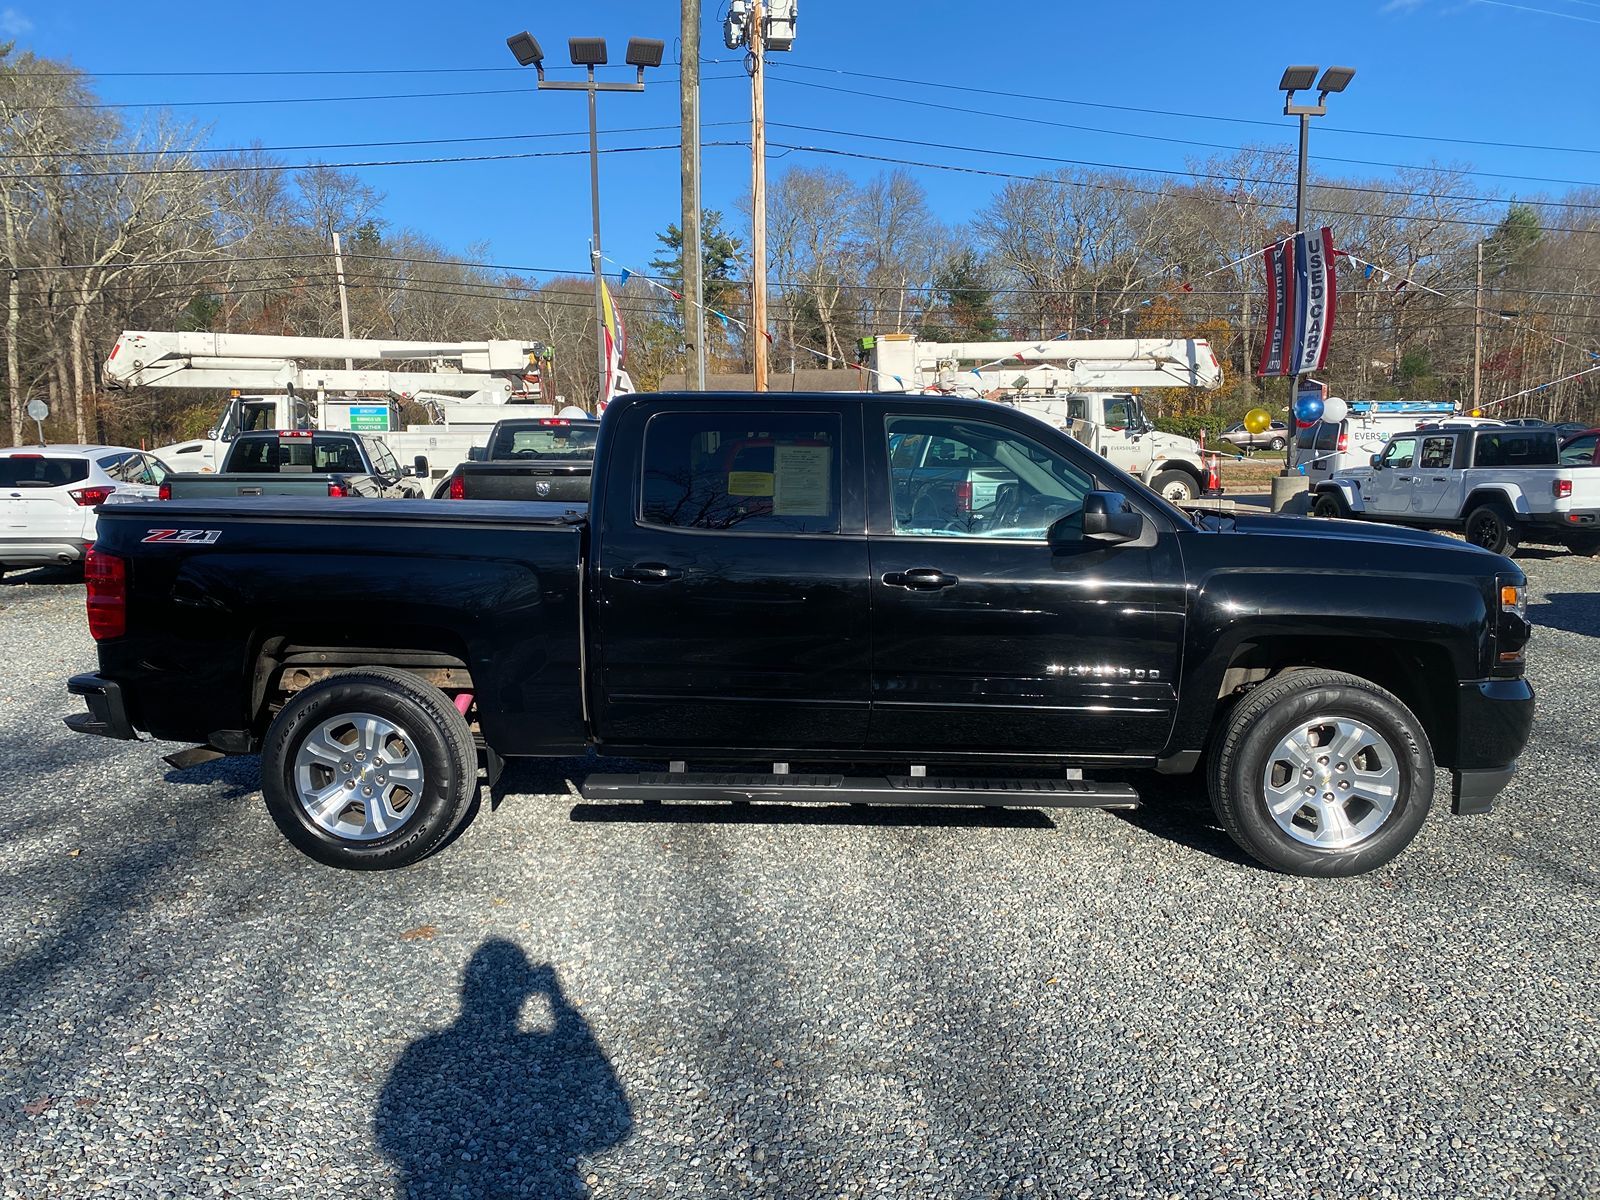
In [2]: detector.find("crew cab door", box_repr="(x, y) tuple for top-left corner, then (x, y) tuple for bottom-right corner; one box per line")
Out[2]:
(1361, 435), (1420, 515)
(590, 402), (871, 750)
(864, 402), (1184, 756)
(1409, 433), (1461, 515)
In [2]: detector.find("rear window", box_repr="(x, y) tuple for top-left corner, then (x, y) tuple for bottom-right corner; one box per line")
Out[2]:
(1295, 421), (1343, 452)
(490, 423), (600, 460)
(229, 436), (367, 474)
(0, 456), (90, 488)
(1473, 431), (1559, 468)
(640, 412), (842, 535)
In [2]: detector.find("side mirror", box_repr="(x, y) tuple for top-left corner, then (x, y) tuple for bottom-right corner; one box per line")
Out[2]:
(467, 447), (486, 462)
(204, 428), (218, 441)
(1370, 453), (1384, 469)
(412, 455), (430, 478)
(1050, 491), (1144, 547)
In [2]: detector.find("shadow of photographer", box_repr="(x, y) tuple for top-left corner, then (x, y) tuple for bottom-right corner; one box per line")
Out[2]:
(375, 940), (632, 1198)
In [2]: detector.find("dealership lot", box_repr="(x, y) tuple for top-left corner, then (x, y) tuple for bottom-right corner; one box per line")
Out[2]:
(1, 557), (1596, 1199)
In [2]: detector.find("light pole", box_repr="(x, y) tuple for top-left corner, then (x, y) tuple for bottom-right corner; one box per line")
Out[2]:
(508, 31), (664, 410)
(1278, 64), (1354, 474)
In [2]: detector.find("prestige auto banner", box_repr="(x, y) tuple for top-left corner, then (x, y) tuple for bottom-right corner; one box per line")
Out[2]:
(1257, 227), (1338, 377)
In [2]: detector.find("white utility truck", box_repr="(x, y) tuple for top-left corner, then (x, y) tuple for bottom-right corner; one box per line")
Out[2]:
(103, 331), (561, 480)
(862, 333), (1225, 501)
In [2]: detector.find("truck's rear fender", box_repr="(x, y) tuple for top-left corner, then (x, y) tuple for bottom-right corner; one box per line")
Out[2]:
(1464, 485), (1526, 516)
(1167, 566), (1492, 768)
(93, 505), (586, 754)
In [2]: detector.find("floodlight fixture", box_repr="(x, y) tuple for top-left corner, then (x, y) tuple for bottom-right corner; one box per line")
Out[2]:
(569, 37), (608, 67)
(506, 31), (543, 67)
(625, 38), (665, 68)
(1317, 66), (1356, 94)
(1279, 65), (1319, 93)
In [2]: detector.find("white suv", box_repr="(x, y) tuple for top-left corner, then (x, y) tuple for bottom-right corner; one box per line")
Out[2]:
(0, 445), (169, 576)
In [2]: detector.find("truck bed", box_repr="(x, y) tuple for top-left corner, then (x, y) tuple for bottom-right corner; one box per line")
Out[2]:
(91, 498), (589, 756)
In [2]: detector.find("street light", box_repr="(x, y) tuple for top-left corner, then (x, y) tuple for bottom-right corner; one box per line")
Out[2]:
(1278, 63), (1355, 474)
(507, 30), (664, 410)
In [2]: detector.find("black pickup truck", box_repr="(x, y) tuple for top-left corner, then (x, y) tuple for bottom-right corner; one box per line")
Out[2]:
(437, 416), (598, 502)
(66, 392), (1535, 877)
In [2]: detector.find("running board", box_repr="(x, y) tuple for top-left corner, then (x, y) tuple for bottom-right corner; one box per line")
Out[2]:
(579, 772), (1139, 810)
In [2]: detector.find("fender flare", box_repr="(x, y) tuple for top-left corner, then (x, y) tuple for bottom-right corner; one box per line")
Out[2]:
(1315, 478), (1365, 512)
(1463, 486), (1526, 517)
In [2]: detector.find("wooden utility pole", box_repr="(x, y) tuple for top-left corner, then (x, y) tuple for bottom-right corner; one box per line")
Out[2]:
(750, 0), (769, 391)
(681, 0), (706, 390)
(331, 229), (354, 372)
(1472, 239), (1484, 412)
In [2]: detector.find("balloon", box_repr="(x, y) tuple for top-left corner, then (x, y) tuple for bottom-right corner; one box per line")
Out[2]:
(1321, 396), (1349, 424)
(1243, 407), (1273, 434)
(1293, 393), (1325, 423)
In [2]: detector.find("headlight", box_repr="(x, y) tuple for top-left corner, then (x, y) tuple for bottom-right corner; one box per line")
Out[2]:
(1495, 576), (1530, 669)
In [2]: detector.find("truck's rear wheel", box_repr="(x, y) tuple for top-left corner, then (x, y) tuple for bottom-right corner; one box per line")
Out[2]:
(1465, 503), (1519, 556)
(1208, 669), (1434, 877)
(1150, 469), (1198, 503)
(261, 668), (478, 869)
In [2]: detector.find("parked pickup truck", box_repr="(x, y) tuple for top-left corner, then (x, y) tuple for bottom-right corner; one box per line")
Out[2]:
(66, 391), (1535, 878)
(436, 416), (599, 502)
(1310, 424), (1600, 556)
(159, 430), (430, 501)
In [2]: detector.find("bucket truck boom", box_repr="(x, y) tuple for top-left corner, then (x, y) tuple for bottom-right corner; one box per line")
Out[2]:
(861, 333), (1225, 502)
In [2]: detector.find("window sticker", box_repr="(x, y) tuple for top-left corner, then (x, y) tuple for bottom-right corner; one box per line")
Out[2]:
(727, 470), (775, 497)
(772, 444), (831, 516)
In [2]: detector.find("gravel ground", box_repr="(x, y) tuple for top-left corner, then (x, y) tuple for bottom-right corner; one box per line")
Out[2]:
(0, 554), (1596, 1200)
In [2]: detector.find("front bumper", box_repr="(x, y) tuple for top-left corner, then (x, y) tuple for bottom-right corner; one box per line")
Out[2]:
(1447, 678), (1535, 815)
(64, 673), (138, 741)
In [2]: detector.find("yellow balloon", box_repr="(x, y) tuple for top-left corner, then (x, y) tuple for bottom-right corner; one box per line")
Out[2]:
(1243, 407), (1272, 434)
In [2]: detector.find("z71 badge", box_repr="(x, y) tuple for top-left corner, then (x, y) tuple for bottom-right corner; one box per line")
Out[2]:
(141, 529), (222, 544)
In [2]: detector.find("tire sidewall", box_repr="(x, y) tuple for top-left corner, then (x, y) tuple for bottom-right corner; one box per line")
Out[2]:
(1151, 469), (1197, 502)
(262, 678), (468, 869)
(1466, 504), (1515, 555)
(1222, 682), (1433, 877)
(1312, 493), (1345, 519)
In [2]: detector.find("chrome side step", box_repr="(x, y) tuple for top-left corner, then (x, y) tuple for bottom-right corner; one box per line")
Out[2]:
(579, 772), (1139, 810)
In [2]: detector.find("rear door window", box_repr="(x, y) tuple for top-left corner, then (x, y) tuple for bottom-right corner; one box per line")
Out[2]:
(1418, 436), (1456, 469)
(0, 456), (90, 487)
(640, 412), (842, 535)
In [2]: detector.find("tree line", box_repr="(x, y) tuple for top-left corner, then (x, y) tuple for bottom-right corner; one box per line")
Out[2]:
(3, 45), (1597, 450)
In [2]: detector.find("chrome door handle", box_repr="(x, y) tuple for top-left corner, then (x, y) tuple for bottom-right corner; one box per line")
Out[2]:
(611, 563), (683, 583)
(883, 568), (959, 590)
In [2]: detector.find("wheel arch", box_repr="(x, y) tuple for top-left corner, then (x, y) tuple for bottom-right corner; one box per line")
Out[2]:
(1464, 485), (1525, 517)
(1207, 636), (1458, 765)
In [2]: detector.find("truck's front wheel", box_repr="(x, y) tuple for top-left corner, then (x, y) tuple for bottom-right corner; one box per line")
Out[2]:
(1149, 468), (1198, 503)
(261, 668), (478, 869)
(1208, 670), (1434, 877)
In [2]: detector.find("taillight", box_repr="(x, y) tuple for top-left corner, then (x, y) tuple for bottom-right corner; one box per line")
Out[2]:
(327, 481), (347, 497)
(1337, 431), (1348, 452)
(157, 481), (171, 500)
(1554, 479), (1572, 499)
(448, 475), (466, 500)
(954, 480), (972, 513)
(69, 485), (115, 507)
(84, 547), (127, 640)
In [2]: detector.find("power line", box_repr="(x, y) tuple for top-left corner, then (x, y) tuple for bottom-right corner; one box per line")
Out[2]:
(765, 141), (1600, 237)
(10, 142), (730, 180)
(772, 121), (1600, 214)
(766, 61), (1600, 159)
(4, 73), (742, 111)
(0, 121), (747, 161)
(767, 74), (1600, 191)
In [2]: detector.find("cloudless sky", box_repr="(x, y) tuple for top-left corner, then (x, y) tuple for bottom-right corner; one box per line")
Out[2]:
(8, 0), (1600, 285)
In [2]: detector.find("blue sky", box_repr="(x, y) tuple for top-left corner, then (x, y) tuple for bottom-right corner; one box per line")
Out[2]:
(8, 0), (1600, 280)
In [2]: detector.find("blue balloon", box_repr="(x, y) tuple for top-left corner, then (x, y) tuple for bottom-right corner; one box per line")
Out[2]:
(1293, 393), (1325, 423)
